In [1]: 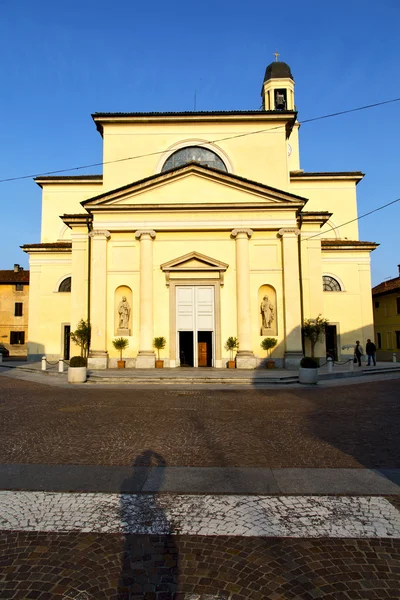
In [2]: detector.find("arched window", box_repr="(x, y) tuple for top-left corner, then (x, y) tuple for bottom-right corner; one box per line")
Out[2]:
(58, 277), (71, 292)
(323, 275), (341, 292)
(162, 146), (227, 172)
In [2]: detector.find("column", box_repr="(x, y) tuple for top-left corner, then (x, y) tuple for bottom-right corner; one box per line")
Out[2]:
(278, 228), (303, 368)
(70, 227), (89, 356)
(135, 230), (156, 368)
(231, 228), (257, 369)
(88, 230), (110, 369)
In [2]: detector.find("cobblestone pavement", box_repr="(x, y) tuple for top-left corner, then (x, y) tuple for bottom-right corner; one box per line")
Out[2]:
(2, 376), (400, 598)
(1, 376), (400, 468)
(1, 531), (400, 599)
(2, 492), (400, 538)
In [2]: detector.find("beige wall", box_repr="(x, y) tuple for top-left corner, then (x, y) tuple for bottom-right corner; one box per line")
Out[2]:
(0, 282), (29, 356)
(373, 292), (400, 360)
(27, 254), (72, 359)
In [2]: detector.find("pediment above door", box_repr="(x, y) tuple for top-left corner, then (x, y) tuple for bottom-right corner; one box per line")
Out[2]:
(160, 251), (229, 286)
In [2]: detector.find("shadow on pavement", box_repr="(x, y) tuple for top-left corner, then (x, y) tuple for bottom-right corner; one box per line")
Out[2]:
(118, 449), (179, 598)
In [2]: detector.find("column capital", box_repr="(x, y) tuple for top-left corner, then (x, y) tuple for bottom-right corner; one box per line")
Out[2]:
(135, 230), (156, 240)
(278, 228), (300, 238)
(89, 229), (111, 240)
(231, 228), (253, 239)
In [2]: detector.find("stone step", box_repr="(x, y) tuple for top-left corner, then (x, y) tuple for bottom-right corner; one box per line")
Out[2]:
(87, 375), (299, 385)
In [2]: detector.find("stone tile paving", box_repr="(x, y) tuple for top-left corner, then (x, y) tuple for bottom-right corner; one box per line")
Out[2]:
(1, 492), (400, 538)
(1, 531), (399, 599)
(1, 376), (400, 468)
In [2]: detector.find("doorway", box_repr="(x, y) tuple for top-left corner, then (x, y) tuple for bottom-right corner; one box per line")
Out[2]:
(198, 331), (213, 367)
(325, 325), (338, 360)
(179, 331), (194, 367)
(63, 324), (71, 360)
(176, 285), (215, 367)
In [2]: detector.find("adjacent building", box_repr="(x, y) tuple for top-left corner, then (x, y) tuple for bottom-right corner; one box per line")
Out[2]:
(0, 265), (29, 357)
(23, 60), (377, 368)
(372, 266), (400, 360)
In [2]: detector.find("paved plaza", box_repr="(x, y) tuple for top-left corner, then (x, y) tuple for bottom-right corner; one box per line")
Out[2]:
(1, 372), (400, 598)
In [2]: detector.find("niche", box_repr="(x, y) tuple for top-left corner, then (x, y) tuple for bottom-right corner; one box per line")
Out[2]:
(114, 285), (133, 336)
(258, 285), (277, 336)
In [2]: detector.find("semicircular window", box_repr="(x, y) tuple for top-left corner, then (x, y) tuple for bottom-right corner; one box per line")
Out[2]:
(323, 275), (341, 292)
(162, 146), (227, 172)
(58, 277), (71, 292)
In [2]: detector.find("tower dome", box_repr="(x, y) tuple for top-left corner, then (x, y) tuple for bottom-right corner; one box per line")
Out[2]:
(263, 61), (294, 83)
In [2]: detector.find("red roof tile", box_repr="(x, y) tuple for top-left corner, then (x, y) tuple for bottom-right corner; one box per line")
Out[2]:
(0, 270), (29, 284)
(372, 277), (400, 296)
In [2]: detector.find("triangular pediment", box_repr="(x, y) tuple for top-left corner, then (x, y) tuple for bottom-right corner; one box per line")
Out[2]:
(161, 251), (229, 272)
(82, 163), (307, 210)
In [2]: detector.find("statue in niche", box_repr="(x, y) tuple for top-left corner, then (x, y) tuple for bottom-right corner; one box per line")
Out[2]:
(261, 295), (274, 329)
(118, 296), (130, 330)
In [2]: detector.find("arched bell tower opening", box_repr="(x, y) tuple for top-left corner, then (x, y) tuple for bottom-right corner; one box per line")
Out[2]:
(261, 57), (295, 111)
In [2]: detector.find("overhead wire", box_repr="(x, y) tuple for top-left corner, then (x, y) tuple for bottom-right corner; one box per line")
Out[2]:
(1, 96), (400, 184)
(301, 197), (400, 242)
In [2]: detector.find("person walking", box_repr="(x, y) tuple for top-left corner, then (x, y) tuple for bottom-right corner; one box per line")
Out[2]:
(354, 340), (363, 367)
(366, 338), (377, 366)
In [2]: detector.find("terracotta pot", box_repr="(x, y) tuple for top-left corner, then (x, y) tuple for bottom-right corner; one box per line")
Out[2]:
(117, 360), (126, 369)
(227, 360), (236, 369)
(155, 360), (164, 368)
(266, 360), (275, 369)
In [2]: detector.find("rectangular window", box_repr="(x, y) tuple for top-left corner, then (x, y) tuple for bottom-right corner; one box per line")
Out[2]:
(15, 283), (24, 291)
(376, 332), (382, 349)
(396, 332), (400, 350)
(397, 298), (400, 315)
(374, 301), (380, 309)
(10, 331), (25, 345)
(14, 302), (23, 316)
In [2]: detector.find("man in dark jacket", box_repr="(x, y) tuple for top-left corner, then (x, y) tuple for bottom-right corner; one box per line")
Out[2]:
(366, 339), (377, 366)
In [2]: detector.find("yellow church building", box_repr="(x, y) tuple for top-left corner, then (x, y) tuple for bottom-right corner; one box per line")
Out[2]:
(23, 60), (377, 369)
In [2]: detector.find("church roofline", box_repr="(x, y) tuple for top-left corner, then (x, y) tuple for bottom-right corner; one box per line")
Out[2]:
(290, 171), (364, 183)
(92, 110), (297, 137)
(35, 175), (103, 188)
(21, 242), (72, 253)
(321, 239), (378, 251)
(81, 162), (308, 208)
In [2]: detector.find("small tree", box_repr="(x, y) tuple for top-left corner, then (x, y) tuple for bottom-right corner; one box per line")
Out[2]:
(224, 336), (239, 361)
(70, 319), (91, 359)
(261, 337), (277, 359)
(302, 315), (329, 358)
(153, 336), (166, 360)
(112, 337), (129, 360)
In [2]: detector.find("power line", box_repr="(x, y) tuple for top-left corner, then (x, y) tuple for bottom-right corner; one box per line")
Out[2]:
(301, 196), (400, 242)
(1, 96), (400, 184)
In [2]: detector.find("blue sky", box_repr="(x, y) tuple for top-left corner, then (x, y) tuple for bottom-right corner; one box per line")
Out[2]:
(1, 0), (399, 285)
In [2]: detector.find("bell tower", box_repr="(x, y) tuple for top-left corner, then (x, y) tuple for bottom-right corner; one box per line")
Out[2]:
(261, 54), (295, 111)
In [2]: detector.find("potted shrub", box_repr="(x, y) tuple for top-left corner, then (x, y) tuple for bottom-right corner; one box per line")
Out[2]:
(299, 356), (319, 384)
(302, 315), (329, 360)
(70, 319), (91, 360)
(224, 337), (238, 368)
(261, 337), (277, 368)
(68, 355), (87, 384)
(153, 336), (166, 368)
(112, 337), (129, 368)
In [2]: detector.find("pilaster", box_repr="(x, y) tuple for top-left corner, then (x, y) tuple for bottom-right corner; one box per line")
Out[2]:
(231, 228), (256, 369)
(135, 230), (156, 368)
(88, 230), (110, 369)
(278, 228), (303, 368)
(70, 227), (89, 356)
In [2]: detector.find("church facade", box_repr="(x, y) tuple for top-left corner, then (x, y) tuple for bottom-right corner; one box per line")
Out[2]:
(23, 61), (377, 368)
